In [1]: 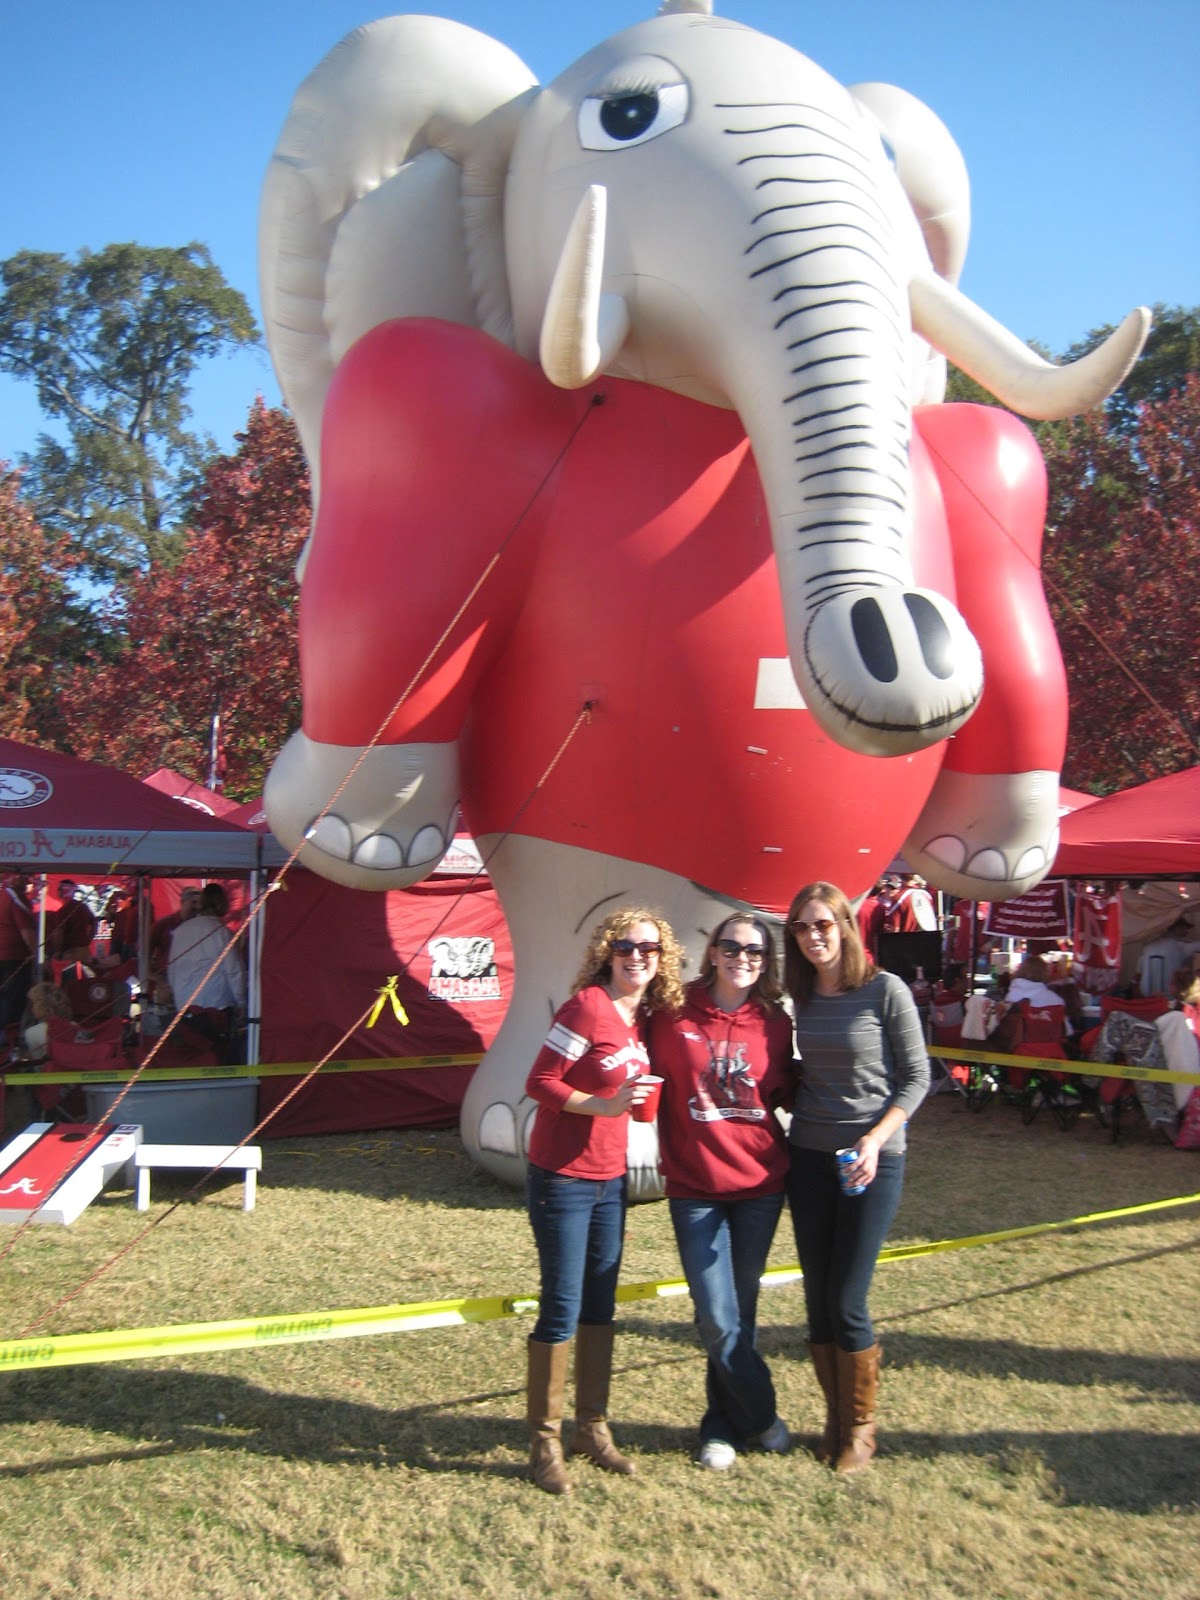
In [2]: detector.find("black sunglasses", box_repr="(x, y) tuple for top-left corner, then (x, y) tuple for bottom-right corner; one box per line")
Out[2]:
(610, 938), (661, 957)
(715, 940), (765, 962)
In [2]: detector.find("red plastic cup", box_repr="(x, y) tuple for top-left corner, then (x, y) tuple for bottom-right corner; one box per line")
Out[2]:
(630, 1075), (664, 1122)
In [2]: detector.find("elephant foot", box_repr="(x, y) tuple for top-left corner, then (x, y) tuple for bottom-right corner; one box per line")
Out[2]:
(801, 587), (983, 757)
(902, 768), (1061, 901)
(263, 731), (460, 890)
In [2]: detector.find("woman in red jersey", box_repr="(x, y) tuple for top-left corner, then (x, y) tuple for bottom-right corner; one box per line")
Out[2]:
(523, 905), (684, 1495)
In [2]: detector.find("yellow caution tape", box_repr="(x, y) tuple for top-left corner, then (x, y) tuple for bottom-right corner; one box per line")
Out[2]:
(929, 1044), (1200, 1087)
(2, 1054), (483, 1086)
(10, 1048), (1190, 1089)
(1, 1190), (1194, 1372)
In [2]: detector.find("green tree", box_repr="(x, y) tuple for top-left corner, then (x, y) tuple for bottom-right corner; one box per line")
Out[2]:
(0, 242), (258, 580)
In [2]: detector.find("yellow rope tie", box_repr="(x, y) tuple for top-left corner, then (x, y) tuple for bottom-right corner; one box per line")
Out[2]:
(366, 977), (409, 1030)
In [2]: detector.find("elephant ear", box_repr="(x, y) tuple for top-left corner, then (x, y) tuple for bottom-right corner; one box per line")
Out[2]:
(259, 15), (537, 533)
(848, 82), (971, 404)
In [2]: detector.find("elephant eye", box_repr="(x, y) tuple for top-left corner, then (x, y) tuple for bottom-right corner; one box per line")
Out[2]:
(578, 80), (689, 151)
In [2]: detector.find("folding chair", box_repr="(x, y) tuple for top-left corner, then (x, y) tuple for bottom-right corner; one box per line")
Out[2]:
(38, 1017), (129, 1118)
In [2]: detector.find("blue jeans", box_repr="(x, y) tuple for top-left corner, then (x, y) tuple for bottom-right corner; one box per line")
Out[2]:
(669, 1192), (784, 1445)
(526, 1165), (627, 1345)
(787, 1146), (904, 1351)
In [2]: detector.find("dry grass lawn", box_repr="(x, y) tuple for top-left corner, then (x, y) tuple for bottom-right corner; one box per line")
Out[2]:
(0, 1091), (1197, 1600)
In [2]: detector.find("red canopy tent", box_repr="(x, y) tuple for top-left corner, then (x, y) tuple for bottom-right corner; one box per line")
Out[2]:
(256, 863), (512, 1136)
(0, 739), (264, 872)
(1053, 766), (1200, 878)
(143, 767), (241, 819)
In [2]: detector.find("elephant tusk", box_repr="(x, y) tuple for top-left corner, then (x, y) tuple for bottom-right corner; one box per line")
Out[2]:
(910, 272), (1151, 421)
(539, 184), (630, 389)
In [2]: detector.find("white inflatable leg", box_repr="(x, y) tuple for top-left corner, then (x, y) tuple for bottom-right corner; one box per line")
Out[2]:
(903, 768), (1062, 901)
(264, 732), (459, 890)
(460, 836), (748, 1199)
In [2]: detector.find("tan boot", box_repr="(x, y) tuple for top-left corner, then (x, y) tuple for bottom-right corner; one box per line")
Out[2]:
(572, 1322), (636, 1475)
(809, 1342), (839, 1465)
(527, 1338), (572, 1495)
(834, 1344), (881, 1474)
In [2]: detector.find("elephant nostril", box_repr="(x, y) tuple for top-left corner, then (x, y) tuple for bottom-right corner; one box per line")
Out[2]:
(850, 597), (899, 684)
(904, 593), (955, 680)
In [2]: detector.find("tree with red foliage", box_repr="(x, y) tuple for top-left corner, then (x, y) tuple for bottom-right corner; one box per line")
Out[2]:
(66, 402), (310, 798)
(1042, 374), (1200, 792)
(0, 466), (82, 743)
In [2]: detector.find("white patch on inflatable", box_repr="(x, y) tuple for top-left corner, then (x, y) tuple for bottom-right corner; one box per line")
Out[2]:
(753, 659), (806, 711)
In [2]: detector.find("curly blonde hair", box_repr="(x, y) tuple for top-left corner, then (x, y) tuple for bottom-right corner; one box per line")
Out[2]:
(28, 982), (73, 1023)
(571, 906), (686, 1014)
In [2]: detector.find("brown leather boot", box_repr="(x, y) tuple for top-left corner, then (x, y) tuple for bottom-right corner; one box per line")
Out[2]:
(808, 1341), (839, 1465)
(527, 1338), (572, 1494)
(834, 1344), (880, 1474)
(572, 1322), (636, 1475)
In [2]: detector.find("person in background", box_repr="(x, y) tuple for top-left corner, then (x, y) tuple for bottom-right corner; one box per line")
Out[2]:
(1137, 916), (1200, 998)
(22, 980), (73, 1062)
(150, 886), (200, 975)
(0, 873), (36, 1041)
(855, 881), (887, 961)
(102, 885), (139, 963)
(649, 913), (794, 1471)
(883, 872), (938, 933)
(166, 884), (246, 1064)
(522, 906), (684, 1495)
(784, 881), (930, 1474)
(48, 880), (98, 962)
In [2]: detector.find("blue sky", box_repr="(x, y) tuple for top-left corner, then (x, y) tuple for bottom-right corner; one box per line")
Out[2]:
(1, 0), (1196, 465)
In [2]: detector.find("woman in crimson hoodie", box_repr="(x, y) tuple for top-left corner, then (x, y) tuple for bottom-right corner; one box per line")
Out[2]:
(649, 914), (795, 1471)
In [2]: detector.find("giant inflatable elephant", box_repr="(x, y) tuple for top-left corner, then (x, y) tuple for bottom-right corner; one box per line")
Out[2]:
(259, 1), (1148, 1190)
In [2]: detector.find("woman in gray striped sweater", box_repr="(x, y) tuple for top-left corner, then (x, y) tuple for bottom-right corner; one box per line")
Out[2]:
(783, 880), (930, 1474)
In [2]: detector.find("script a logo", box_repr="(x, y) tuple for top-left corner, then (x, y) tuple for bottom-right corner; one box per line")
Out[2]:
(0, 1177), (42, 1197)
(0, 769), (53, 810)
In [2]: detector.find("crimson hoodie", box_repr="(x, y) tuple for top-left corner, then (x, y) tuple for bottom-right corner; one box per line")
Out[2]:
(648, 981), (794, 1201)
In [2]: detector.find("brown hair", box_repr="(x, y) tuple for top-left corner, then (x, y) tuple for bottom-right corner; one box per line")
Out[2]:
(784, 881), (875, 1007)
(1016, 954), (1050, 983)
(697, 913), (784, 1011)
(571, 906), (686, 1014)
(199, 883), (229, 920)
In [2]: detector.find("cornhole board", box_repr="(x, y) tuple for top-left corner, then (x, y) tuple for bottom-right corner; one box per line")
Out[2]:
(0, 1122), (142, 1226)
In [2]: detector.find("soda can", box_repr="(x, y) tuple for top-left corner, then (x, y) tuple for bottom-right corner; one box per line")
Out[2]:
(835, 1148), (866, 1195)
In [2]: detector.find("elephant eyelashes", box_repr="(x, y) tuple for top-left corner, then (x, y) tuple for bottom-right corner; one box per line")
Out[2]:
(578, 77), (689, 150)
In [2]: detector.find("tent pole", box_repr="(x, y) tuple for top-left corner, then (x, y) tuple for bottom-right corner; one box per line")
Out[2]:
(246, 865), (261, 1067)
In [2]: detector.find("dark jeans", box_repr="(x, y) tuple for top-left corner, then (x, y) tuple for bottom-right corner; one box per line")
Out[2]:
(670, 1192), (784, 1445)
(787, 1145), (905, 1351)
(526, 1164), (627, 1345)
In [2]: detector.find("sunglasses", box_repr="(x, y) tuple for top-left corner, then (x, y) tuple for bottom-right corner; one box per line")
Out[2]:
(715, 940), (765, 962)
(610, 939), (661, 957)
(791, 918), (838, 937)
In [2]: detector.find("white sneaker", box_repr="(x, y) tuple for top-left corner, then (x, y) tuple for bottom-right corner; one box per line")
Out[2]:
(698, 1439), (737, 1471)
(754, 1417), (791, 1454)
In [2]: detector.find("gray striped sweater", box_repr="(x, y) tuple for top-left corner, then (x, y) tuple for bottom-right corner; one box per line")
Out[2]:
(789, 971), (930, 1154)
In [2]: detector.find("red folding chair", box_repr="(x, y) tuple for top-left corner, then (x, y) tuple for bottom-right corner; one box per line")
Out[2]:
(37, 1016), (129, 1117)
